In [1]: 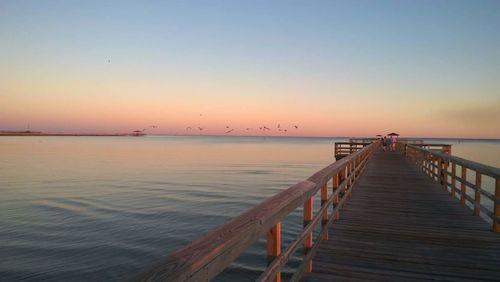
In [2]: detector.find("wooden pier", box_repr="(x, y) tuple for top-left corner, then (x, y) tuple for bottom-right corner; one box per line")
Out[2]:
(135, 140), (500, 282)
(302, 150), (500, 281)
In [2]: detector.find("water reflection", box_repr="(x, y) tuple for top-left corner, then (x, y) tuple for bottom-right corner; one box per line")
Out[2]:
(0, 136), (498, 281)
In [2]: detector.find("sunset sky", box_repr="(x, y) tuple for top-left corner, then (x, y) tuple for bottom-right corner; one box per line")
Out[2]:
(1, 1), (499, 138)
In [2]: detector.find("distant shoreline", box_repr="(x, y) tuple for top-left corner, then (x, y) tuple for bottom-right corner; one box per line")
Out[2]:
(0, 131), (128, 137)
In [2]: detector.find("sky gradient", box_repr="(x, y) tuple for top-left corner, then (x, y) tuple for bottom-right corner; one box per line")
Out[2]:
(1, 0), (499, 138)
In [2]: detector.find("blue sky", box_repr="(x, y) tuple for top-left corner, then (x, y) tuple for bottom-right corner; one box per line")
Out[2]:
(1, 0), (499, 137)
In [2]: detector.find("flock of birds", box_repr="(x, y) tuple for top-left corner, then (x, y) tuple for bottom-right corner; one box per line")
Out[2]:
(134, 114), (300, 135)
(135, 123), (299, 135)
(185, 123), (299, 134)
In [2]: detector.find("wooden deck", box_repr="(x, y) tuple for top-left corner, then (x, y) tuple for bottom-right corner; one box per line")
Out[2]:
(302, 150), (500, 281)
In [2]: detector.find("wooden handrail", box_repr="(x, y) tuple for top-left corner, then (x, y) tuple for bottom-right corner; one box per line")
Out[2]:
(334, 142), (371, 160)
(135, 142), (380, 281)
(402, 143), (500, 233)
(406, 144), (500, 178)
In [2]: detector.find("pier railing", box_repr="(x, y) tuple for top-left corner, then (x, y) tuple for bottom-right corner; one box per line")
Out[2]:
(402, 144), (500, 232)
(136, 141), (380, 282)
(334, 142), (371, 160)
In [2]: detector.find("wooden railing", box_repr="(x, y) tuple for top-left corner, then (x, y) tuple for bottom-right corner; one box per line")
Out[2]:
(349, 138), (378, 143)
(334, 142), (371, 160)
(135, 141), (380, 282)
(414, 143), (452, 154)
(402, 144), (500, 233)
(398, 138), (424, 144)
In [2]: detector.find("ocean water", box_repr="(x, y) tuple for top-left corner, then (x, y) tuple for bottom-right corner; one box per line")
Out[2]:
(0, 136), (499, 281)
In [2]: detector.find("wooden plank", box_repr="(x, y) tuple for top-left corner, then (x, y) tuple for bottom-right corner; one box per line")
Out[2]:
(301, 150), (500, 282)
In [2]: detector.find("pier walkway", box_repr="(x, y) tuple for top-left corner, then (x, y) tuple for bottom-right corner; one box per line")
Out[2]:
(136, 141), (500, 282)
(302, 150), (500, 281)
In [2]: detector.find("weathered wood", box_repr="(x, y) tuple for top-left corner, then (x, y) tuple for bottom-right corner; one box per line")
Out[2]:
(451, 162), (456, 197)
(320, 183), (328, 240)
(133, 180), (317, 281)
(136, 141), (380, 281)
(334, 142), (371, 160)
(407, 144), (500, 179)
(495, 179), (500, 232)
(260, 149), (374, 282)
(301, 150), (500, 282)
(303, 197), (313, 273)
(406, 144), (498, 222)
(461, 166), (467, 204)
(333, 173), (340, 220)
(267, 223), (281, 282)
(291, 174), (358, 282)
(260, 174), (354, 282)
(475, 172), (482, 216)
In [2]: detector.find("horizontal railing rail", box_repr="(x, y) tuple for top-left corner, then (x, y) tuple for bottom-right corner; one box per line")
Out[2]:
(413, 143), (452, 154)
(349, 138), (378, 143)
(402, 143), (500, 233)
(334, 142), (371, 160)
(135, 142), (380, 282)
(398, 138), (424, 144)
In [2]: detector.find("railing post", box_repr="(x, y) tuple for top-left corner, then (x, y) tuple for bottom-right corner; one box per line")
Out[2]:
(441, 158), (448, 191)
(439, 157), (444, 188)
(420, 151), (424, 169)
(321, 183), (328, 240)
(422, 152), (426, 173)
(431, 157), (435, 180)
(426, 154), (431, 175)
(350, 161), (354, 185)
(354, 157), (359, 180)
(433, 157), (439, 181)
(349, 161), (354, 196)
(333, 173), (340, 220)
(461, 166), (466, 205)
(494, 179), (500, 233)
(451, 163), (456, 197)
(266, 223), (281, 282)
(343, 165), (348, 206)
(474, 172), (481, 216)
(303, 197), (313, 272)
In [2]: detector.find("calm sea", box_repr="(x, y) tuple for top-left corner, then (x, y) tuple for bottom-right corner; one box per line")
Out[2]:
(1, 136), (499, 281)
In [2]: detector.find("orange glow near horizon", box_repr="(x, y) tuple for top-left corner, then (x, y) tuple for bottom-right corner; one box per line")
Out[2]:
(2, 77), (499, 139)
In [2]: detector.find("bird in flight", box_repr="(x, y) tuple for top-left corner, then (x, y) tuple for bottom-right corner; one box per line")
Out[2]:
(294, 125), (299, 129)
(225, 129), (234, 134)
(186, 126), (192, 130)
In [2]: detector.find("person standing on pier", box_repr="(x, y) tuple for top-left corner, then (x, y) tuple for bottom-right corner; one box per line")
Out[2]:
(382, 136), (388, 151)
(390, 135), (397, 151)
